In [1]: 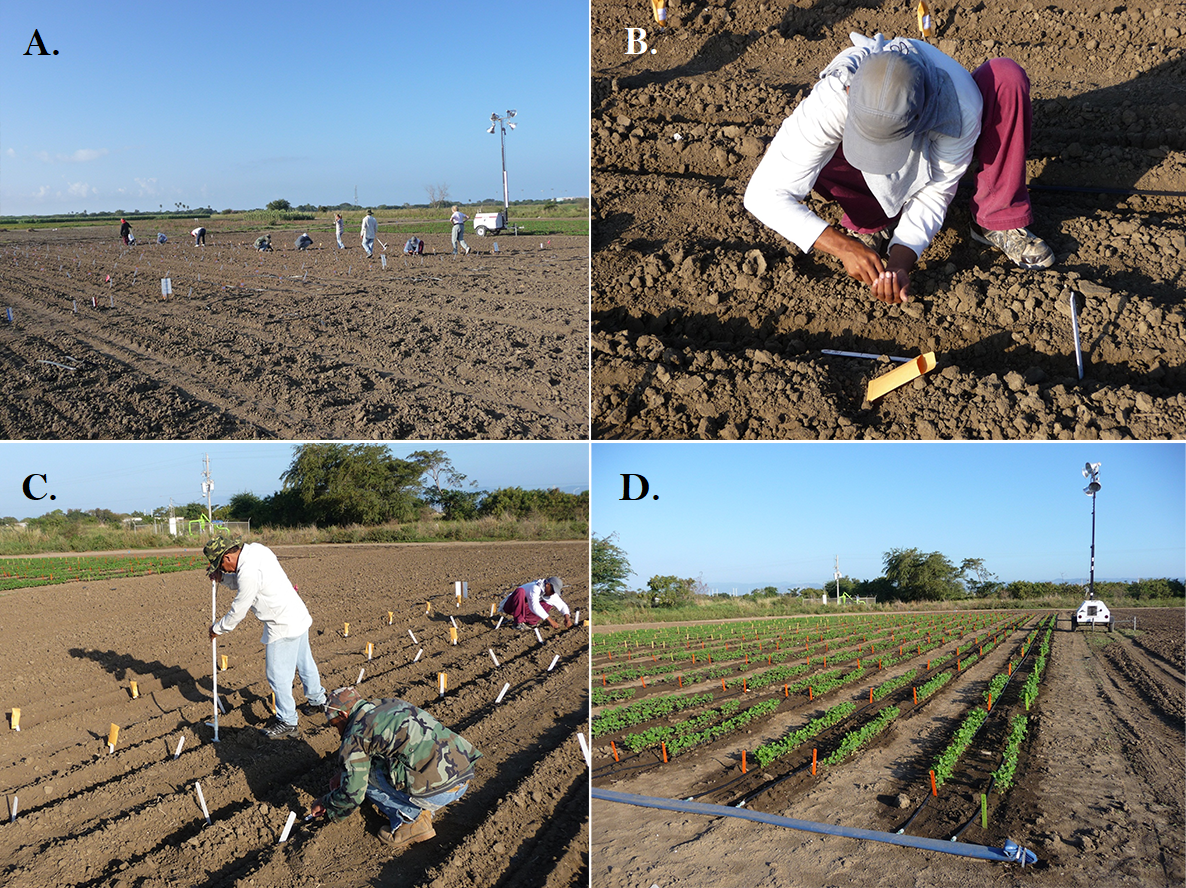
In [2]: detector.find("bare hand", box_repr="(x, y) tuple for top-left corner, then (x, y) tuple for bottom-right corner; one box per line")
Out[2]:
(209, 625), (218, 640)
(870, 267), (911, 304)
(309, 800), (327, 818)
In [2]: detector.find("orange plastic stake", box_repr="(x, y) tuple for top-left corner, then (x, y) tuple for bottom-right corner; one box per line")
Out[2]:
(870, 687), (873, 703)
(1008, 662), (1012, 676)
(742, 750), (747, 774)
(743, 678), (748, 693)
(809, 686), (813, 701)
(661, 742), (668, 763)
(602, 674), (606, 686)
(678, 676), (683, 688)
(866, 352), (937, 401)
(721, 678), (726, 692)
(611, 740), (620, 762)
(812, 748), (817, 775)
(987, 692), (992, 712)
(913, 686), (918, 705)
(879, 659), (882, 670)
(930, 769), (938, 797)
(784, 684), (789, 698)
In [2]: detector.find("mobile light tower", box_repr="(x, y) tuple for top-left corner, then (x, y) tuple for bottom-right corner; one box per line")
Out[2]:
(1073, 461), (1113, 631)
(476, 110), (517, 236)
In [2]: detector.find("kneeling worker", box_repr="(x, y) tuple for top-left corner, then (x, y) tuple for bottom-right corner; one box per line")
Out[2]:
(498, 577), (572, 629)
(309, 687), (482, 849)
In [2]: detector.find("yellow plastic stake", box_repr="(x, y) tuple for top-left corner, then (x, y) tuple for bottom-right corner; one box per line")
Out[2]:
(917, 0), (934, 37)
(450, 626), (458, 645)
(220, 654), (228, 671)
(11, 707), (20, 731)
(388, 611), (394, 625)
(343, 622), (349, 638)
(866, 352), (937, 402)
(108, 723), (120, 752)
(130, 681), (139, 699)
(652, 0), (668, 27)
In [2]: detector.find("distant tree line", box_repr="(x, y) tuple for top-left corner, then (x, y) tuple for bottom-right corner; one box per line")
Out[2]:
(6, 446), (586, 533)
(592, 537), (1185, 610)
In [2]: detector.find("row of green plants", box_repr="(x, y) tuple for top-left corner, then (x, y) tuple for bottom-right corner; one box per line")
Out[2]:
(621, 699), (743, 753)
(1022, 618), (1055, 710)
(0, 553), (207, 591)
(754, 701), (856, 768)
(591, 687), (635, 706)
(932, 707), (989, 787)
(872, 667), (918, 701)
(592, 691), (713, 738)
(665, 699), (782, 757)
(821, 706), (901, 766)
(992, 714), (1029, 792)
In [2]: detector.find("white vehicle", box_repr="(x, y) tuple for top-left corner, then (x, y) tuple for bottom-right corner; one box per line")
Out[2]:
(472, 211), (507, 237)
(1072, 597), (1114, 631)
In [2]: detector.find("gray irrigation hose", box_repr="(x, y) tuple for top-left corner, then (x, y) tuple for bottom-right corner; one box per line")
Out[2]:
(593, 788), (1038, 865)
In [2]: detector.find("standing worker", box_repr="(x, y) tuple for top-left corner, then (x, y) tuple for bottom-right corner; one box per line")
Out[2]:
(497, 577), (572, 630)
(449, 206), (470, 255)
(308, 687), (482, 849)
(191, 226), (206, 246)
(334, 213), (345, 250)
(361, 209), (377, 257)
(205, 533), (327, 739)
(119, 218), (132, 245)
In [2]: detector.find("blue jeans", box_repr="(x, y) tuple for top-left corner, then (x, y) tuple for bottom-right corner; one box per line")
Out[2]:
(336, 231), (344, 249)
(264, 631), (326, 725)
(366, 767), (470, 829)
(451, 224), (468, 254)
(363, 237), (374, 256)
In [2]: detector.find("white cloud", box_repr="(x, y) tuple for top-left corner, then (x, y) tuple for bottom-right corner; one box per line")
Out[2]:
(5, 148), (14, 157)
(134, 177), (159, 195)
(66, 182), (93, 197)
(34, 147), (110, 163)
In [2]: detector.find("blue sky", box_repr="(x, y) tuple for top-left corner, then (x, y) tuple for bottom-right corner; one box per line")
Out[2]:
(592, 443), (1186, 588)
(1, 442), (590, 519)
(0, 1), (589, 216)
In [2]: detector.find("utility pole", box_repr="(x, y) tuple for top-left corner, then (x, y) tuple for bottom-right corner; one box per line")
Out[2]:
(834, 555), (842, 604)
(202, 454), (214, 522)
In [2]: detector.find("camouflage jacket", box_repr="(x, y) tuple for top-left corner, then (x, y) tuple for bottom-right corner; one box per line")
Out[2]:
(322, 699), (482, 821)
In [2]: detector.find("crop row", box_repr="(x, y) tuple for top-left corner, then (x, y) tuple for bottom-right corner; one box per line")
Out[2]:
(992, 714), (1029, 792)
(621, 698), (743, 752)
(932, 707), (989, 786)
(821, 705), (901, 766)
(754, 700), (856, 767)
(592, 691), (713, 737)
(0, 553), (207, 590)
(666, 699), (782, 757)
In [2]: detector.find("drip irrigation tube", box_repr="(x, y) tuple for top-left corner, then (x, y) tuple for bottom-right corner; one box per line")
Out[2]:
(593, 788), (1038, 865)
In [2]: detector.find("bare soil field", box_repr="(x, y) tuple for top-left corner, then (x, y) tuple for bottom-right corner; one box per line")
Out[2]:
(0, 222), (589, 439)
(592, 0), (1186, 438)
(590, 607), (1185, 887)
(0, 541), (590, 888)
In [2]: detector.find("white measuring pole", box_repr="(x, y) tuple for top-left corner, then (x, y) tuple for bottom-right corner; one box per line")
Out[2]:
(211, 579), (219, 742)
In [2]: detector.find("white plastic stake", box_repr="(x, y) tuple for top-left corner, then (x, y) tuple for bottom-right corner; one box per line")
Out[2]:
(413, 648), (423, 662)
(575, 609), (581, 625)
(463, 581), (468, 599)
(495, 616), (505, 629)
(455, 581), (462, 605)
(490, 603), (496, 617)
(548, 655), (560, 672)
(408, 629), (418, 644)
(366, 642), (373, 660)
(10, 796), (17, 822)
(576, 732), (592, 768)
(173, 735), (185, 759)
(1069, 290), (1084, 379)
(438, 673), (447, 697)
(381, 254), (387, 268)
(489, 648), (500, 667)
(449, 616), (458, 628)
(279, 810), (297, 842)
(195, 782), (211, 825)
(534, 628), (544, 644)
(495, 683), (510, 704)
(356, 667), (365, 684)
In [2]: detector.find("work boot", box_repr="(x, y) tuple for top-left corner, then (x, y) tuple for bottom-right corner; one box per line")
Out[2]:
(970, 224), (1055, 269)
(300, 700), (327, 718)
(379, 809), (435, 849)
(261, 717), (298, 740)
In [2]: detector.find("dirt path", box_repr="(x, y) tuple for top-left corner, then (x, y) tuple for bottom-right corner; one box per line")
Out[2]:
(0, 542), (590, 888)
(0, 227), (589, 439)
(591, 0), (1186, 438)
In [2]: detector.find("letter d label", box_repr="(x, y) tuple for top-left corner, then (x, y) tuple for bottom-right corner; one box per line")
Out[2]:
(620, 474), (649, 501)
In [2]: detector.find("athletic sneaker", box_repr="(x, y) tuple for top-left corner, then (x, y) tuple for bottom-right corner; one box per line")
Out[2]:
(849, 227), (892, 258)
(970, 224), (1055, 269)
(379, 810), (435, 849)
(261, 717), (298, 740)
(299, 701), (327, 718)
